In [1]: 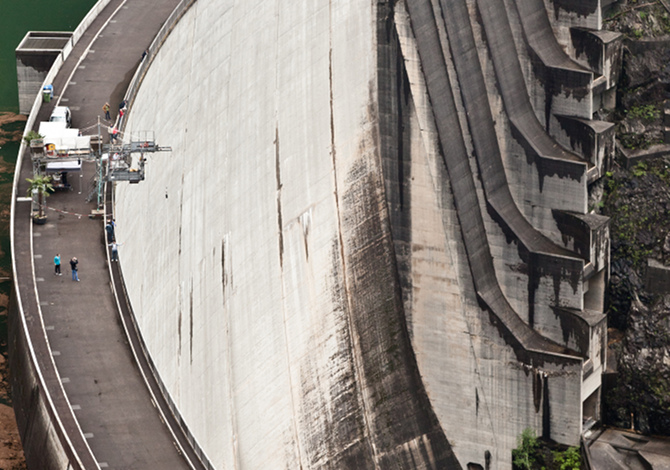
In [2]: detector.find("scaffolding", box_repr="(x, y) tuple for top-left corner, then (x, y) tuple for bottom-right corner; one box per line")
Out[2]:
(105, 130), (171, 185)
(30, 120), (171, 213)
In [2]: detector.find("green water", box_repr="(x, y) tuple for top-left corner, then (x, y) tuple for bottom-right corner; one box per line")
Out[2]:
(0, 0), (97, 404)
(0, 0), (98, 112)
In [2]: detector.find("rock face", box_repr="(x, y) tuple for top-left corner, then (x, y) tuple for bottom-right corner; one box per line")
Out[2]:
(597, 3), (670, 437)
(117, 0), (616, 468)
(605, 295), (670, 435)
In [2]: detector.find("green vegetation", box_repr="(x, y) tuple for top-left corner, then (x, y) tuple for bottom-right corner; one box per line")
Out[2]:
(512, 428), (582, 470)
(626, 104), (660, 122)
(619, 132), (650, 150)
(553, 447), (581, 470)
(632, 161), (647, 177)
(513, 428), (539, 470)
(26, 175), (53, 219)
(22, 130), (42, 144)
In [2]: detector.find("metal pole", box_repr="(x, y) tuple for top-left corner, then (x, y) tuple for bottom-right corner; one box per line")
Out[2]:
(97, 115), (103, 209)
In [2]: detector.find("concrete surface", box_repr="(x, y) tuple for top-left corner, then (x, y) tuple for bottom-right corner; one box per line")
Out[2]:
(114, 0), (613, 468)
(12, 0), (622, 469)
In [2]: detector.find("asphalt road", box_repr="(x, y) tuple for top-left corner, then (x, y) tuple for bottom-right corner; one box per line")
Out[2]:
(16, 0), (197, 468)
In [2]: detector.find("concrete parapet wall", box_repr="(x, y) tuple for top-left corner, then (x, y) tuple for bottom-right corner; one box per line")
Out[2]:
(9, 295), (73, 470)
(645, 259), (670, 294)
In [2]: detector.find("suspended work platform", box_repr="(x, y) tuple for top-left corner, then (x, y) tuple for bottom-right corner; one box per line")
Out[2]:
(104, 130), (171, 184)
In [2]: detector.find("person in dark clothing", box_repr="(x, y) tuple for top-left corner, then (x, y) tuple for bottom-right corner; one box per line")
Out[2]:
(105, 220), (115, 243)
(70, 257), (79, 281)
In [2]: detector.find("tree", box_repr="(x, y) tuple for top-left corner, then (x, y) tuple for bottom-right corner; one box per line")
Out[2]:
(26, 175), (53, 219)
(512, 428), (539, 470)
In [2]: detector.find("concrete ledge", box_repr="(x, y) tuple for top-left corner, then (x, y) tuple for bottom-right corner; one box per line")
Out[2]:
(514, 0), (596, 119)
(554, 115), (615, 177)
(477, 0), (593, 202)
(553, 210), (609, 274)
(570, 28), (623, 89)
(617, 142), (670, 170)
(585, 429), (670, 470)
(552, 306), (606, 357)
(645, 258), (670, 295)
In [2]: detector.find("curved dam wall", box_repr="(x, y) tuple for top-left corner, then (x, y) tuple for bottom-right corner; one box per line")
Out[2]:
(116, 0), (612, 468)
(118, 0), (458, 468)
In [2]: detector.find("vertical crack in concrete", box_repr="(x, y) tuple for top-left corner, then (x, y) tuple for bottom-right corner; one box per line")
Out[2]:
(177, 294), (182, 362)
(221, 238), (227, 306)
(273, 4), (303, 463)
(327, 0), (377, 466)
(178, 174), (184, 256)
(300, 211), (310, 261)
(189, 279), (193, 364)
(220, 232), (240, 469)
(275, 126), (284, 268)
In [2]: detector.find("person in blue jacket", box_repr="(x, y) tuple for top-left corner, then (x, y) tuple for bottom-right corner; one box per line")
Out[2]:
(54, 253), (61, 275)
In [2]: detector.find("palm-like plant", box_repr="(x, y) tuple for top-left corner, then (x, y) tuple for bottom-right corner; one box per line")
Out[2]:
(26, 175), (53, 219)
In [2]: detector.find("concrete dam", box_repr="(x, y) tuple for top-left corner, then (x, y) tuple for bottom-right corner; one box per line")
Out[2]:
(12, 0), (619, 468)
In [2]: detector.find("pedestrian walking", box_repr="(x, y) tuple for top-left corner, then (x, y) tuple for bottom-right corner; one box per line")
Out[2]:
(110, 127), (119, 144)
(109, 242), (123, 262)
(102, 102), (111, 120)
(54, 253), (61, 275)
(70, 257), (79, 281)
(105, 219), (115, 243)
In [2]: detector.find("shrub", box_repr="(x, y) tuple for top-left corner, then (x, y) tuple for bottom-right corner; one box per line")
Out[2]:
(553, 447), (581, 470)
(22, 130), (42, 144)
(512, 428), (539, 470)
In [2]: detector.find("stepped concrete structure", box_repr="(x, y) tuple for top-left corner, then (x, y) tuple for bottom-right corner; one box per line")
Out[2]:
(12, 0), (622, 469)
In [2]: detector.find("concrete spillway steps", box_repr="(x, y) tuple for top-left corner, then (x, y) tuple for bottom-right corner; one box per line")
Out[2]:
(404, 0), (585, 363)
